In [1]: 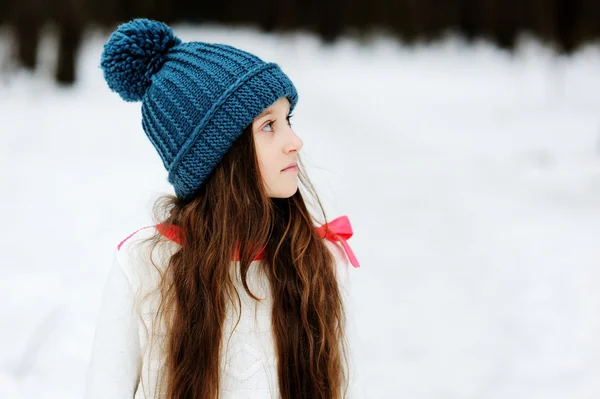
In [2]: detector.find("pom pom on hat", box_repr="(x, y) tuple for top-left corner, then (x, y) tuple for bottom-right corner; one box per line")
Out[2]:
(100, 18), (181, 102)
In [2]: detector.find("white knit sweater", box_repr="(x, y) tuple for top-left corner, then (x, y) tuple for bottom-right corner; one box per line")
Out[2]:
(84, 222), (355, 398)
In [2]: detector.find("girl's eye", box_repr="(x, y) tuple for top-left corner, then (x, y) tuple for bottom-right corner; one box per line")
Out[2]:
(262, 114), (294, 132)
(262, 122), (274, 132)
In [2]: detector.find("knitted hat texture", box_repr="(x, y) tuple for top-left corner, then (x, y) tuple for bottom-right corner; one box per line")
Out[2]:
(100, 18), (299, 200)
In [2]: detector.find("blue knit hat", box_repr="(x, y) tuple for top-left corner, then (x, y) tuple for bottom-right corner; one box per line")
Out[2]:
(100, 18), (299, 201)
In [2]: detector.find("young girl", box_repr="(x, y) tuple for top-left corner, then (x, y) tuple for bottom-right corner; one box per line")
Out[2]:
(84, 18), (360, 399)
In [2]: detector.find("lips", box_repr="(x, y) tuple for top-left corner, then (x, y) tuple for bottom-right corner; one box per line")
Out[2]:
(282, 162), (297, 171)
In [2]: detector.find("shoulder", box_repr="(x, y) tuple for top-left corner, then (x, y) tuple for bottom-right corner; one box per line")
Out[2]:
(114, 225), (179, 289)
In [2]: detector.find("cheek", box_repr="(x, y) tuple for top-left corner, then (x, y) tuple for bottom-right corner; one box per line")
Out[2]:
(256, 145), (273, 169)
(257, 159), (269, 181)
(254, 137), (280, 182)
(254, 139), (267, 172)
(259, 156), (276, 180)
(255, 149), (273, 182)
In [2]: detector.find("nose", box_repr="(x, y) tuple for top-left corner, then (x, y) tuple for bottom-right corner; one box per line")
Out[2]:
(285, 126), (303, 153)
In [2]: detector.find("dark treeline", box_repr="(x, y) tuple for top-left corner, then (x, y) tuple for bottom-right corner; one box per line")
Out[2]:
(2, 0), (600, 84)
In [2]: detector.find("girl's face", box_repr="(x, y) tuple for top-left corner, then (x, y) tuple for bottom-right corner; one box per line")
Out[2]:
(252, 97), (304, 198)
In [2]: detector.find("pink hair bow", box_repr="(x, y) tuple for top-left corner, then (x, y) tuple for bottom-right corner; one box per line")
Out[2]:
(122, 216), (360, 269)
(316, 215), (360, 268)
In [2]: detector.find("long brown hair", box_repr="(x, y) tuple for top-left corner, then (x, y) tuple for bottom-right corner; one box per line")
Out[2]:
(132, 123), (350, 398)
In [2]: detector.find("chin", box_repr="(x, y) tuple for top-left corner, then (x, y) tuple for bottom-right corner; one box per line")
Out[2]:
(269, 185), (298, 198)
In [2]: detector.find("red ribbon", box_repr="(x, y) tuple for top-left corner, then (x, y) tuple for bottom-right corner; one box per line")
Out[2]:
(315, 215), (360, 268)
(144, 215), (358, 268)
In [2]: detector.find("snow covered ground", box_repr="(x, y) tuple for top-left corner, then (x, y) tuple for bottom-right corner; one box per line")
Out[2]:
(1, 24), (600, 398)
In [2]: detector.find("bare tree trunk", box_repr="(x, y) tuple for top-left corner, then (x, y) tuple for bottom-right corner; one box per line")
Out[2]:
(526, 0), (558, 44)
(577, 0), (600, 44)
(10, 0), (45, 70)
(55, 0), (85, 85)
(0, 0), (11, 25)
(316, 0), (343, 43)
(555, 0), (581, 53)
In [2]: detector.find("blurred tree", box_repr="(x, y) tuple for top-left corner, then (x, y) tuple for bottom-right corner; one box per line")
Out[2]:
(55, 0), (85, 84)
(555, 0), (580, 53)
(3, 0), (600, 84)
(86, 0), (116, 26)
(344, 0), (373, 36)
(315, 0), (344, 43)
(425, 0), (464, 40)
(0, 0), (10, 25)
(386, 0), (422, 43)
(9, 0), (44, 70)
(457, 0), (495, 42)
(152, 2), (176, 23)
(257, 0), (278, 32)
(526, 0), (558, 45)
(488, 0), (526, 50)
(576, 0), (600, 46)
(275, 0), (302, 31)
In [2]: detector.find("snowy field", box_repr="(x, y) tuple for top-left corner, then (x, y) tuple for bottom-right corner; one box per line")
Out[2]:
(1, 23), (600, 398)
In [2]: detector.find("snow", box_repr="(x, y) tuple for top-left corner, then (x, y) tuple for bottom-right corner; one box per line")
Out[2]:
(1, 24), (600, 398)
